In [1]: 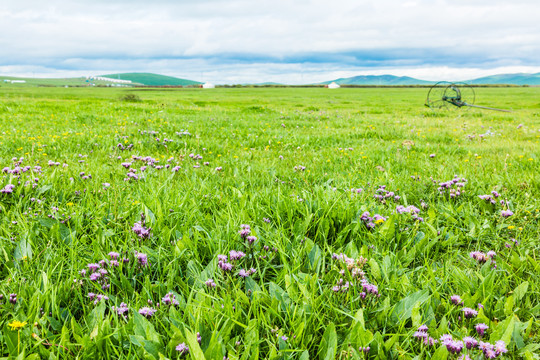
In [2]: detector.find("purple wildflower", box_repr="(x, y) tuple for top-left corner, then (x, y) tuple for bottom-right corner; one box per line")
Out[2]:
(175, 342), (189, 355)
(136, 252), (148, 267)
(462, 307), (478, 319)
(494, 340), (507, 355)
(138, 307), (157, 318)
(463, 336), (478, 350)
(501, 210), (513, 217)
(113, 302), (129, 316)
(475, 323), (489, 337)
(450, 295), (463, 305)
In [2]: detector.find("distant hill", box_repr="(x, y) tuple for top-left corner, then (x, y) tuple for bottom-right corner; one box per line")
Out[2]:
(320, 75), (434, 86)
(466, 73), (540, 85)
(0, 76), (123, 86)
(321, 73), (540, 86)
(99, 73), (201, 86)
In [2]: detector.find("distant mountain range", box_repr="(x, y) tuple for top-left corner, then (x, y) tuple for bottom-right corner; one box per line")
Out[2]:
(3, 72), (540, 87)
(99, 73), (201, 86)
(320, 75), (433, 86)
(321, 73), (540, 86)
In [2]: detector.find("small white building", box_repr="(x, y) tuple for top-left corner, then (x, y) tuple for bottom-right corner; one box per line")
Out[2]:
(327, 82), (340, 89)
(201, 82), (215, 89)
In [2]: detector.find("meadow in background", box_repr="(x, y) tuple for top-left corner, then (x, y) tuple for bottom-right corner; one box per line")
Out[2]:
(0, 86), (539, 359)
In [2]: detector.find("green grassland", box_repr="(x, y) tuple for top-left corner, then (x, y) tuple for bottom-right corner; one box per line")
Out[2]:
(0, 86), (539, 359)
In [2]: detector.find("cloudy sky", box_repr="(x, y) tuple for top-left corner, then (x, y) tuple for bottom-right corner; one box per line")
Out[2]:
(1, 0), (539, 84)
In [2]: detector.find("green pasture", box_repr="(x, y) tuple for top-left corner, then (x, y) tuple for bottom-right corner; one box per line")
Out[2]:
(0, 86), (539, 359)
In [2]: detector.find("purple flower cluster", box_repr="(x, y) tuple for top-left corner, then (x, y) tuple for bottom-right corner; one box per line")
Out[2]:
(332, 253), (367, 272)
(501, 209), (513, 218)
(373, 185), (400, 203)
(451, 295), (463, 305)
(176, 342), (189, 355)
(112, 302), (129, 316)
(479, 340), (508, 358)
(117, 143), (134, 151)
(238, 268), (256, 278)
(469, 251), (496, 266)
(138, 306), (157, 318)
(82, 262), (110, 289)
(332, 278), (350, 293)
(412, 325), (438, 346)
(396, 205), (423, 222)
(360, 279), (379, 297)
(1, 184), (15, 194)
(293, 165), (306, 171)
(475, 323), (489, 337)
(132, 221), (152, 239)
(9, 293), (17, 305)
(161, 292), (179, 306)
(239, 224), (251, 239)
(462, 307), (478, 319)
(438, 176), (467, 198)
(88, 293), (109, 305)
(440, 335), (464, 354)
(135, 252), (149, 267)
(478, 191), (505, 206)
(205, 278), (217, 288)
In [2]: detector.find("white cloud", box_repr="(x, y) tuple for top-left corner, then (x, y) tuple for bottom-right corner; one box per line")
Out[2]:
(1, 0), (539, 82)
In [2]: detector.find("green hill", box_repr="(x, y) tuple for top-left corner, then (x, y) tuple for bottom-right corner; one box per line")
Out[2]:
(99, 73), (201, 86)
(467, 73), (540, 85)
(0, 76), (120, 87)
(320, 75), (434, 86)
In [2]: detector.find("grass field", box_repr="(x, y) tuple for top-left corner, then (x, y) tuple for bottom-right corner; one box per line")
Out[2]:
(0, 86), (539, 359)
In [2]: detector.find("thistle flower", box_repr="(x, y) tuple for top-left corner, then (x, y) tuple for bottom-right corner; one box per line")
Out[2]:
(205, 279), (216, 288)
(138, 307), (156, 318)
(463, 336), (478, 349)
(475, 323), (489, 336)
(494, 340), (507, 355)
(445, 340), (464, 354)
(132, 221), (151, 238)
(238, 269), (250, 278)
(462, 307), (478, 319)
(501, 209), (513, 217)
(450, 295), (463, 305)
(136, 252), (148, 267)
(113, 302), (129, 316)
(176, 342), (189, 355)
(417, 325), (428, 333)
(161, 292), (179, 306)
(229, 250), (246, 260)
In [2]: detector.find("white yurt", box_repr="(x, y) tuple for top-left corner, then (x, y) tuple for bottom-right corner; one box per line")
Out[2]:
(202, 82), (215, 89)
(328, 82), (340, 89)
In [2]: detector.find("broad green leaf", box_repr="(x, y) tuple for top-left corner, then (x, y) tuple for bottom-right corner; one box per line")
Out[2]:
(185, 329), (206, 360)
(369, 258), (381, 281)
(319, 323), (337, 360)
(513, 281), (529, 302)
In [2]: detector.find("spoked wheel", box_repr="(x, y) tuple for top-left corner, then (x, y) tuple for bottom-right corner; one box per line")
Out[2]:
(442, 82), (475, 110)
(425, 81), (451, 110)
(426, 82), (476, 111)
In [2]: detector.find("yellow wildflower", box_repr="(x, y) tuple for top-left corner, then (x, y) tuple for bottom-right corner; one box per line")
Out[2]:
(8, 320), (27, 331)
